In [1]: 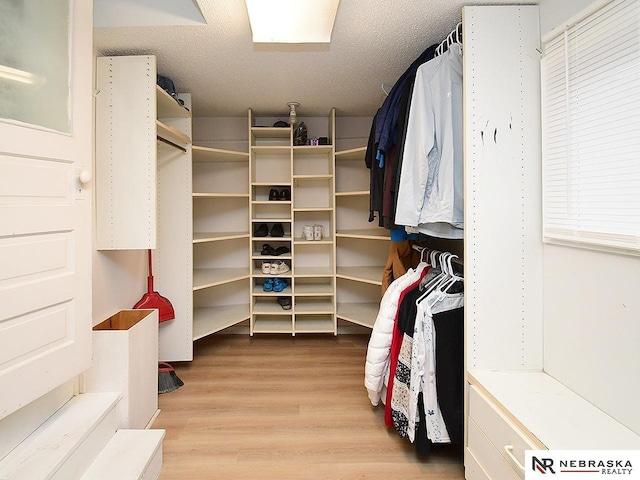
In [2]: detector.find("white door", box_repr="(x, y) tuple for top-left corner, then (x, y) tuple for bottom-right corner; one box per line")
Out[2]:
(0, 0), (93, 419)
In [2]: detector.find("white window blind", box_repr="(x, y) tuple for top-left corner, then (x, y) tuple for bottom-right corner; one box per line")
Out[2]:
(541, 0), (640, 254)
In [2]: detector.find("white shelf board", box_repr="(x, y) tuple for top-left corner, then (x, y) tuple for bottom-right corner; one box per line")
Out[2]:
(193, 268), (249, 290)
(334, 146), (366, 161)
(193, 232), (249, 243)
(251, 145), (291, 154)
(192, 145), (248, 162)
(252, 285), (292, 295)
(156, 85), (191, 118)
(294, 266), (334, 277)
(252, 200), (292, 205)
(252, 316), (293, 334)
(294, 299), (334, 314)
(193, 192), (249, 198)
(336, 229), (390, 240)
(294, 315), (335, 334)
(193, 304), (250, 340)
(294, 284), (334, 296)
(468, 370), (640, 450)
(336, 302), (379, 329)
(251, 126), (291, 138)
(293, 145), (333, 154)
(293, 238), (333, 245)
(292, 174), (333, 180)
(156, 120), (191, 146)
(252, 299), (292, 314)
(252, 253), (292, 261)
(336, 266), (383, 285)
(252, 182), (292, 187)
(335, 190), (369, 197)
(252, 267), (293, 279)
(293, 207), (333, 212)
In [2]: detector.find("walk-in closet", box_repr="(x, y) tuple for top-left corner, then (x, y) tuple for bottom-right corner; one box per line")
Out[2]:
(1, 1), (639, 479)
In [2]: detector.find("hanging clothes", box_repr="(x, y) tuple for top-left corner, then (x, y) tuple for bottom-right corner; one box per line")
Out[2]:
(395, 44), (464, 239)
(364, 264), (427, 406)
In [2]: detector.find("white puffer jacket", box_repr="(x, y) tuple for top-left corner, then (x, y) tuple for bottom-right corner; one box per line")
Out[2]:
(364, 264), (426, 406)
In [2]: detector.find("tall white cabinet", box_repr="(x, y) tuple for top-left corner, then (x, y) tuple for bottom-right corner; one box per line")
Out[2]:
(462, 6), (640, 480)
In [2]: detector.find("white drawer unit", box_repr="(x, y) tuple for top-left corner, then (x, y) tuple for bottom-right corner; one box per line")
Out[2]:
(466, 385), (544, 480)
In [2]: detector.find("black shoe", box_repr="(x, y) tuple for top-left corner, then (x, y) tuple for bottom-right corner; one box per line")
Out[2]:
(280, 189), (290, 201)
(261, 243), (276, 255)
(269, 188), (279, 201)
(254, 223), (269, 237)
(277, 296), (292, 310)
(274, 246), (290, 256)
(270, 223), (284, 237)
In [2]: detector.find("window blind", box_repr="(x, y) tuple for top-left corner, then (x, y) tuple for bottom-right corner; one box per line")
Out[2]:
(541, 0), (640, 254)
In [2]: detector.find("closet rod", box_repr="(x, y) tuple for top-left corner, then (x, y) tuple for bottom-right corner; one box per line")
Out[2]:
(412, 244), (464, 272)
(157, 135), (187, 153)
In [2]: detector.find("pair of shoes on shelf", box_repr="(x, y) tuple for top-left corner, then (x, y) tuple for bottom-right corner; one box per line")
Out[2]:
(277, 296), (292, 310)
(263, 278), (288, 292)
(269, 188), (290, 201)
(261, 261), (290, 275)
(260, 244), (290, 256)
(270, 223), (284, 237)
(254, 223), (285, 238)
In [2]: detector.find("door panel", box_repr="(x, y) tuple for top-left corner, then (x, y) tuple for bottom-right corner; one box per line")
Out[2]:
(0, 0), (93, 419)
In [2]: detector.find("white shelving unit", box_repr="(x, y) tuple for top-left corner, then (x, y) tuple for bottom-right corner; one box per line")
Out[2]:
(249, 109), (337, 335)
(96, 55), (192, 250)
(334, 146), (390, 329)
(191, 144), (251, 341)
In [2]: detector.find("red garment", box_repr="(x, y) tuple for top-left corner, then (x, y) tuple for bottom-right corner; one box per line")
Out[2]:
(384, 266), (429, 427)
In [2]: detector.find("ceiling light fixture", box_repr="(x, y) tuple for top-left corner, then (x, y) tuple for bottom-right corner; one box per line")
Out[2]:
(288, 102), (299, 126)
(245, 0), (340, 43)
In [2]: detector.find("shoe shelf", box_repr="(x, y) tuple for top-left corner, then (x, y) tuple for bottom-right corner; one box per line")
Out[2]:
(294, 298), (334, 314)
(252, 299), (293, 315)
(252, 316), (294, 334)
(252, 285), (292, 295)
(294, 315), (335, 334)
(247, 109), (337, 335)
(251, 268), (293, 279)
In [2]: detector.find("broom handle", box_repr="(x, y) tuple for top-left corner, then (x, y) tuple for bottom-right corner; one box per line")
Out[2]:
(147, 249), (155, 292)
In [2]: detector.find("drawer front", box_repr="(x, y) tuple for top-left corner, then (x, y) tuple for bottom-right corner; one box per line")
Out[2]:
(468, 418), (522, 480)
(468, 385), (541, 479)
(465, 446), (491, 480)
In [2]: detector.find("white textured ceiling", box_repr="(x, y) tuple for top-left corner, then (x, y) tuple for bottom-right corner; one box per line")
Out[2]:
(93, 0), (536, 118)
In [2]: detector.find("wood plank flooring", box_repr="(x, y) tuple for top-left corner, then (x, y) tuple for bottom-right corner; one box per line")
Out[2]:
(154, 334), (465, 480)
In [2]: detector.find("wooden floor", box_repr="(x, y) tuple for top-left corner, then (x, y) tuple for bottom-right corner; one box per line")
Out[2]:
(154, 334), (465, 480)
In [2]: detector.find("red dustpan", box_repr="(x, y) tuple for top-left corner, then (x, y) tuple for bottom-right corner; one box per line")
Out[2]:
(133, 249), (175, 322)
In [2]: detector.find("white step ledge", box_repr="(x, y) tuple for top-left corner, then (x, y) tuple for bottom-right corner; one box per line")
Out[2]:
(80, 429), (165, 480)
(0, 392), (121, 480)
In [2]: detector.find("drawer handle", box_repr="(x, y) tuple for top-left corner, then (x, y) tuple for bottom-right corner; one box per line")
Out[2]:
(504, 445), (525, 473)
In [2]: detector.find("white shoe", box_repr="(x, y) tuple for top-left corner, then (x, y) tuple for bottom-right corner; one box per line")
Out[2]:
(270, 261), (290, 275)
(261, 262), (271, 274)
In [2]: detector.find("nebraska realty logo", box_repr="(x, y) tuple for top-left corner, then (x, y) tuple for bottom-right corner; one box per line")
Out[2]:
(525, 451), (640, 479)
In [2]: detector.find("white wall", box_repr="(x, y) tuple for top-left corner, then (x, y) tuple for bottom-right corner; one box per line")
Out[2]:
(539, 0), (640, 435)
